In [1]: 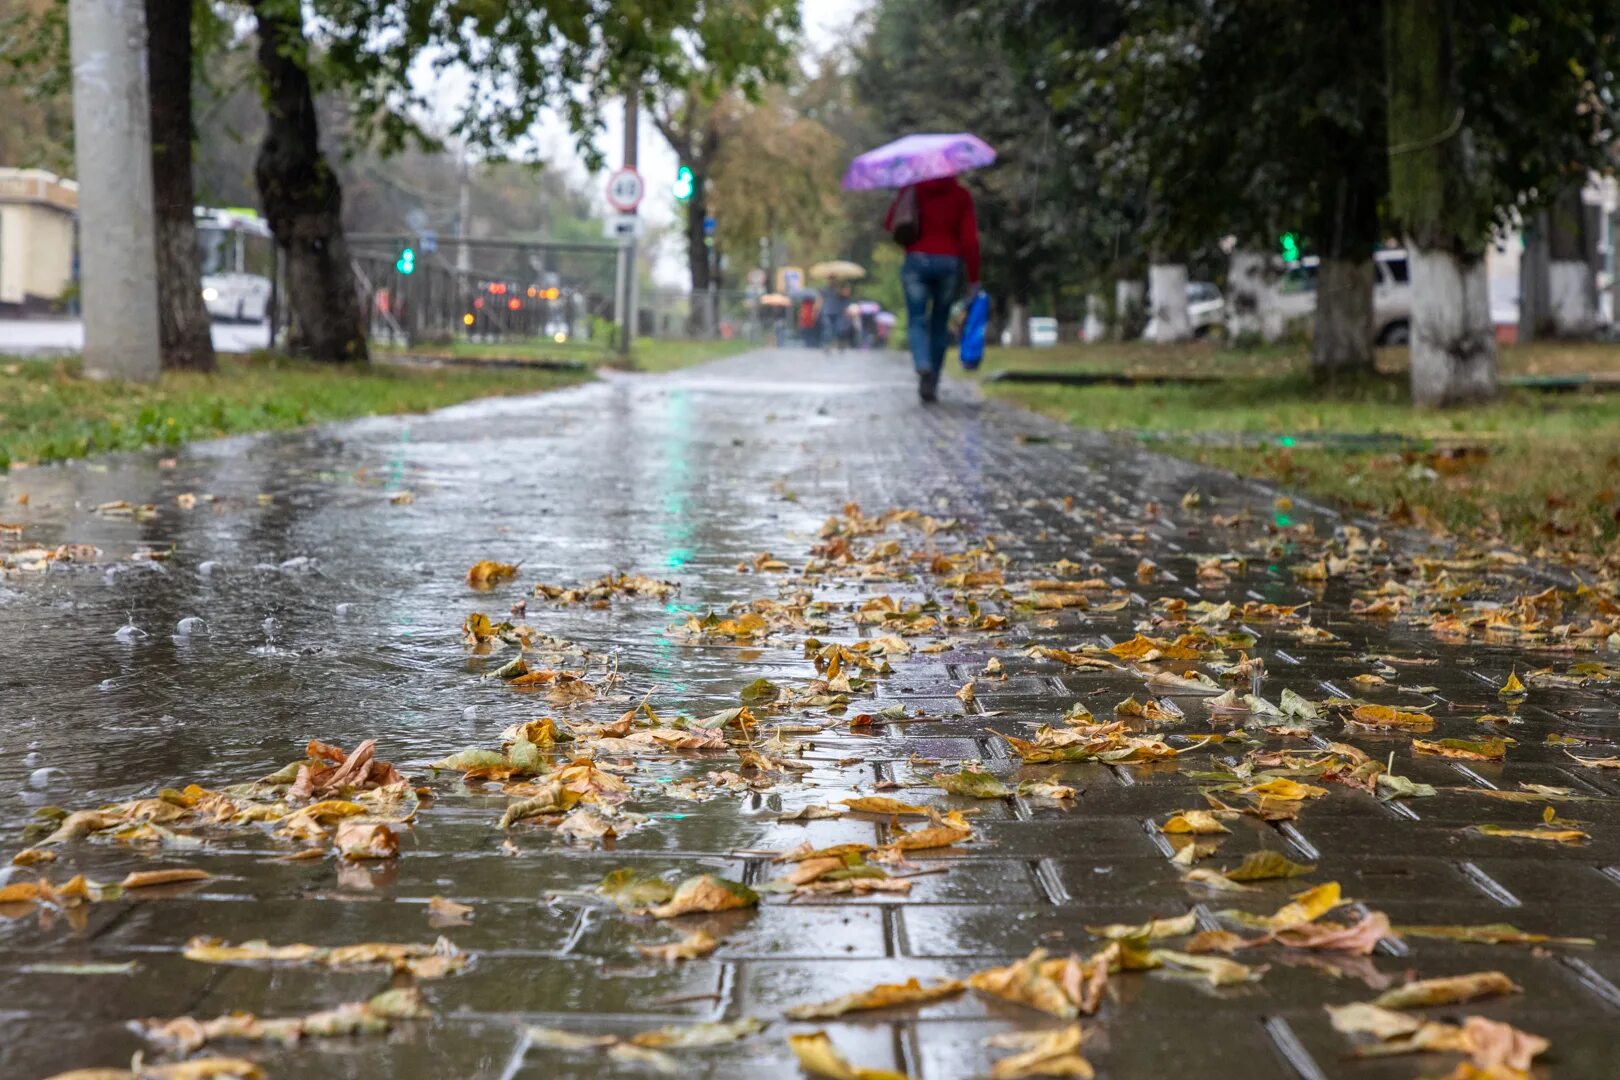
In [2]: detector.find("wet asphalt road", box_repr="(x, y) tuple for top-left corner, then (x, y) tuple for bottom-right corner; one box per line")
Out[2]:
(3, 348), (1619, 1078)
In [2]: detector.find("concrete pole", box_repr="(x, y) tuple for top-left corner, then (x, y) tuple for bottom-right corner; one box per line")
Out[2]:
(456, 151), (471, 275)
(620, 84), (641, 358)
(69, 0), (161, 381)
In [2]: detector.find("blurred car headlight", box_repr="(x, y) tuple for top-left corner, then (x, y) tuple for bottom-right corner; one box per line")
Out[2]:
(202, 287), (219, 302)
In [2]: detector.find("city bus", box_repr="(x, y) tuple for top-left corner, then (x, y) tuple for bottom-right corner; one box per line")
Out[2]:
(195, 207), (274, 323)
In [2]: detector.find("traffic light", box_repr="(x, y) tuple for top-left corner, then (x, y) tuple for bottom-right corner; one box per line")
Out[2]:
(672, 165), (695, 202)
(1278, 232), (1301, 263)
(396, 246), (416, 275)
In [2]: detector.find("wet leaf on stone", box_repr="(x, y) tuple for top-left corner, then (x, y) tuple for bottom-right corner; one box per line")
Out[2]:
(1161, 810), (1230, 835)
(738, 678), (781, 705)
(636, 928), (720, 963)
(120, 868), (211, 889)
(787, 1031), (912, 1080)
(1412, 737), (1510, 761)
(335, 822), (398, 860)
(1085, 910), (1197, 942)
(467, 560), (519, 590)
(1372, 970), (1520, 1009)
(841, 797), (930, 816)
(1223, 851), (1315, 882)
(648, 874), (757, 919)
(1394, 923), (1593, 946)
(779, 804), (846, 821)
(785, 976), (965, 1019)
(932, 769), (1013, 799)
(1471, 823), (1588, 844)
(426, 896), (474, 927)
(988, 1023), (1094, 1080)
(629, 1017), (765, 1048)
(597, 868), (674, 909)
(1347, 704), (1434, 731)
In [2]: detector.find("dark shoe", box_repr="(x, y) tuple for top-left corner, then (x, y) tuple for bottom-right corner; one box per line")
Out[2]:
(918, 371), (939, 403)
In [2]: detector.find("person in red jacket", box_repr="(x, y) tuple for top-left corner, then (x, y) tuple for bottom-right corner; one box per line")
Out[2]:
(884, 175), (981, 402)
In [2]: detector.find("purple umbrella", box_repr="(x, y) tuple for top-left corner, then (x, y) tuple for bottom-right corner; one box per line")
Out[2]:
(842, 132), (997, 191)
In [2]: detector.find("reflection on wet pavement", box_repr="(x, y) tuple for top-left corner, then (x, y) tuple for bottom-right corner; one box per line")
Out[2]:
(2, 348), (1619, 1078)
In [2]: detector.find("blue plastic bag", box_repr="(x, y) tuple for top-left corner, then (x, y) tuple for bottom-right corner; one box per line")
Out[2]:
(959, 290), (991, 370)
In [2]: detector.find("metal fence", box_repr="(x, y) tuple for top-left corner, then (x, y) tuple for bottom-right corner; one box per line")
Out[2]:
(347, 235), (624, 351)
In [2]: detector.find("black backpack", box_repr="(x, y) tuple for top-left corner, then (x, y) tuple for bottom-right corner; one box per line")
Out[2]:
(890, 185), (920, 246)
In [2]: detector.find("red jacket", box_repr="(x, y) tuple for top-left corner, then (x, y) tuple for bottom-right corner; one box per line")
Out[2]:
(885, 176), (981, 283)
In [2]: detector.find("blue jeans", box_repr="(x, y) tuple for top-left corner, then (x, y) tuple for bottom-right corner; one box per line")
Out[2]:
(901, 252), (962, 374)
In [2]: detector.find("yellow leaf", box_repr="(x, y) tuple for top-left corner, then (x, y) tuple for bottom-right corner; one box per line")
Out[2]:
(648, 875), (758, 918)
(989, 1024), (1094, 1080)
(334, 822), (399, 860)
(1348, 704), (1434, 730)
(119, 868), (211, 889)
(467, 560), (519, 590)
(1372, 970), (1520, 1009)
(1162, 810), (1230, 835)
(1238, 778), (1328, 800)
(636, 929), (720, 963)
(840, 797), (930, 816)
(788, 1031), (912, 1080)
(785, 977), (964, 1019)
(1085, 910), (1198, 942)
(1499, 671), (1527, 700)
(968, 949), (1083, 1018)
(1265, 882), (1343, 929)
(1473, 824), (1588, 844)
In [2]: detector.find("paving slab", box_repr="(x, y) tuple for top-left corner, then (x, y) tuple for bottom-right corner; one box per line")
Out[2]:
(2, 348), (1617, 1078)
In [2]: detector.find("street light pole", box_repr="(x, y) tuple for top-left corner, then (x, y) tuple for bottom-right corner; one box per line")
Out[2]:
(69, 0), (161, 381)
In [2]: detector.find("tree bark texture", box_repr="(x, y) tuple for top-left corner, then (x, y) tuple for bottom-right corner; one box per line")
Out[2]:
(1545, 185), (1596, 336)
(1385, 0), (1496, 406)
(145, 0), (215, 372)
(1224, 250), (1280, 343)
(1311, 258), (1375, 376)
(1113, 279), (1145, 341)
(250, 0), (367, 363)
(1147, 263), (1190, 343)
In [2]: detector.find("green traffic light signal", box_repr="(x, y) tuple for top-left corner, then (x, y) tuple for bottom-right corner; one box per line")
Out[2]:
(1279, 232), (1301, 262)
(672, 165), (694, 202)
(396, 246), (416, 275)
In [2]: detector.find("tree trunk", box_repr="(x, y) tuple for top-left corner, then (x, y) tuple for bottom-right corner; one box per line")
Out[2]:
(1113, 279), (1145, 341)
(1083, 293), (1107, 343)
(1147, 263), (1190, 343)
(1005, 297), (1029, 346)
(1385, 0), (1496, 406)
(1518, 211), (1549, 342)
(1225, 249), (1279, 343)
(145, 0), (214, 372)
(1409, 248), (1496, 406)
(250, 0), (367, 363)
(1312, 258), (1375, 375)
(1545, 186), (1596, 336)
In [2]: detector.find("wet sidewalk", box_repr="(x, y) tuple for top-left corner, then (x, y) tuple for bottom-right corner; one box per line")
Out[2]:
(3, 347), (1619, 1079)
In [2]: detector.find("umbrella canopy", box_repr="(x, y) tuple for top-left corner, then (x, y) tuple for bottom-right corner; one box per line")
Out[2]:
(842, 132), (997, 191)
(809, 260), (867, 281)
(757, 293), (791, 307)
(874, 312), (898, 327)
(857, 300), (881, 314)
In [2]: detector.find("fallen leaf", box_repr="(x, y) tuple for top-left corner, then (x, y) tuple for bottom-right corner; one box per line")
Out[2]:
(1373, 970), (1520, 1009)
(426, 896), (473, 927)
(1273, 912), (1395, 955)
(933, 769), (1013, 799)
(989, 1023), (1094, 1080)
(1238, 778), (1328, 801)
(1223, 851), (1315, 882)
(785, 976), (965, 1019)
(1413, 737), (1510, 762)
(1472, 824), (1588, 844)
(787, 1031), (912, 1080)
(779, 804), (846, 821)
(334, 822), (398, 860)
(1326, 1002), (1422, 1039)
(1260, 882), (1344, 930)
(636, 928), (720, 962)
(1161, 810), (1230, 835)
(120, 868), (211, 889)
(629, 1017), (765, 1048)
(1393, 923), (1594, 946)
(1348, 704), (1434, 731)
(597, 868), (675, 909)
(467, 560), (519, 590)
(1085, 910), (1197, 942)
(968, 949), (1089, 1018)
(841, 797), (931, 816)
(648, 875), (758, 919)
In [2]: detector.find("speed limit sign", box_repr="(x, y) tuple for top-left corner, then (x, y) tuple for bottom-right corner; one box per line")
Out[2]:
(605, 167), (645, 213)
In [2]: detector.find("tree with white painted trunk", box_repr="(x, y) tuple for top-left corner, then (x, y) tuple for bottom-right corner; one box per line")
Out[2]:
(1544, 186), (1597, 337)
(1384, 3), (1496, 407)
(1148, 263), (1190, 343)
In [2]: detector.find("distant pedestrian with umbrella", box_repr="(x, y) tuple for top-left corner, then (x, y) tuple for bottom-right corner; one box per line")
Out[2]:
(845, 133), (992, 403)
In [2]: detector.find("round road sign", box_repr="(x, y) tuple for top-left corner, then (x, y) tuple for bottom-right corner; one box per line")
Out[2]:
(605, 167), (645, 213)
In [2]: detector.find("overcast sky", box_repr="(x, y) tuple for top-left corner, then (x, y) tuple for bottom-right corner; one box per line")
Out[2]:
(532, 0), (871, 286)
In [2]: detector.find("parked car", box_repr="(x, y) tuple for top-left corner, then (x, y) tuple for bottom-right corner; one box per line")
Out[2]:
(1027, 316), (1060, 347)
(1142, 281), (1225, 338)
(1275, 249), (1411, 344)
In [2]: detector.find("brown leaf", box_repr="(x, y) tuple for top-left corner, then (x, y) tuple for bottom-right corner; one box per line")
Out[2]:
(334, 822), (399, 860)
(1373, 970), (1520, 1009)
(636, 928), (720, 963)
(467, 560), (519, 590)
(426, 895), (474, 927)
(989, 1024), (1095, 1080)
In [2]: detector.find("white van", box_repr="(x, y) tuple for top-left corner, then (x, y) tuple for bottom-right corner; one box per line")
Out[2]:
(1275, 249), (1412, 344)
